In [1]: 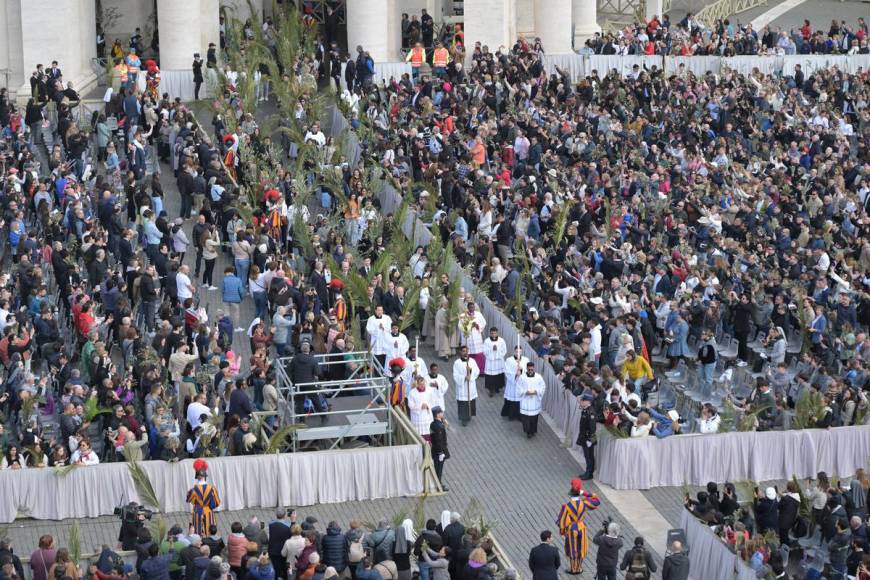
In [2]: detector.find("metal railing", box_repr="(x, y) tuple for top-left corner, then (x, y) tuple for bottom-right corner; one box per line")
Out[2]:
(275, 351), (393, 451)
(694, 0), (767, 28)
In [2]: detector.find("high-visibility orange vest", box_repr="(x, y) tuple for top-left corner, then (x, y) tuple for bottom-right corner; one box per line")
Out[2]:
(115, 63), (128, 82)
(407, 47), (424, 67)
(433, 47), (449, 68)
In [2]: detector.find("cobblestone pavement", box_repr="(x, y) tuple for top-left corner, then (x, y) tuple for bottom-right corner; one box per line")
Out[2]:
(5, 155), (661, 578)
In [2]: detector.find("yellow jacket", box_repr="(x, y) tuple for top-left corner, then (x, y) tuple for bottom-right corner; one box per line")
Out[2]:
(622, 356), (653, 381)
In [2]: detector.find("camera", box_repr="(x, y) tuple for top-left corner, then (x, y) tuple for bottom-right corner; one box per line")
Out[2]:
(602, 517), (613, 533)
(114, 501), (154, 523)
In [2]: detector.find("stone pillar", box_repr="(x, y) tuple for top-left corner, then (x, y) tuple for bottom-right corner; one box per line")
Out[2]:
(5, 0), (23, 92)
(201, 0), (221, 56)
(0, 2), (8, 88)
(78, 0), (98, 88)
(516, 0), (535, 39)
(535, 0), (572, 53)
(645, 0), (664, 21)
(572, 0), (600, 49)
(464, 0), (516, 53)
(346, 0), (398, 62)
(157, 0), (201, 70)
(20, 0), (95, 94)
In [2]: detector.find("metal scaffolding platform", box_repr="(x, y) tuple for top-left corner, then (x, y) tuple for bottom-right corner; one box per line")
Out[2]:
(274, 351), (393, 452)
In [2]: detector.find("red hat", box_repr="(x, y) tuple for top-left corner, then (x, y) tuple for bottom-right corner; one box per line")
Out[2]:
(389, 357), (406, 371)
(223, 134), (235, 144)
(329, 278), (344, 290)
(193, 459), (209, 473)
(571, 479), (583, 494)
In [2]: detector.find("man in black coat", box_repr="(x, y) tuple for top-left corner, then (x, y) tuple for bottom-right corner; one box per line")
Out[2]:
(192, 54), (204, 100)
(429, 407), (449, 488)
(528, 531), (560, 580)
(592, 523), (624, 580)
(287, 342), (326, 420)
(661, 541), (690, 580)
(619, 536), (657, 579)
(576, 392), (597, 480)
(268, 509), (293, 580)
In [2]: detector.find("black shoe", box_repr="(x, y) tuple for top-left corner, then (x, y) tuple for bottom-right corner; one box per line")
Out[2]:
(461, 420), (469, 426)
(440, 484), (448, 491)
(580, 473), (593, 480)
(526, 432), (533, 439)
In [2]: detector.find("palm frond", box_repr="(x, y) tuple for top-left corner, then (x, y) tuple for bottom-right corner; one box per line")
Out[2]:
(266, 423), (306, 454)
(718, 399), (738, 432)
(399, 283), (421, 332)
(392, 509), (409, 528)
(127, 460), (163, 512)
(83, 396), (112, 423)
(52, 463), (81, 477)
(738, 403), (772, 432)
(553, 199), (576, 249)
(792, 475), (812, 520)
(19, 395), (44, 426)
(736, 479), (759, 503)
(681, 480), (692, 502)
(604, 424), (629, 439)
(794, 390), (826, 430)
(412, 494), (428, 531)
(149, 516), (169, 545)
(69, 520), (82, 565)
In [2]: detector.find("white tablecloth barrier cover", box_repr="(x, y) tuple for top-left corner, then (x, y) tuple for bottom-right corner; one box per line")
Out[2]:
(665, 56), (721, 76)
(158, 70), (197, 102)
(597, 426), (870, 490)
(0, 445), (422, 522)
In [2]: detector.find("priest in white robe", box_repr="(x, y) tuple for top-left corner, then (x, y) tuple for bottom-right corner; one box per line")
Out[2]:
(452, 345), (480, 426)
(518, 361), (546, 438)
(501, 347), (529, 420)
(408, 376), (436, 439)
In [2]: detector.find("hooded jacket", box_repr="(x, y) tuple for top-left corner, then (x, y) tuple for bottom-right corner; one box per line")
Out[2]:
(661, 552), (690, 580)
(321, 525), (349, 572)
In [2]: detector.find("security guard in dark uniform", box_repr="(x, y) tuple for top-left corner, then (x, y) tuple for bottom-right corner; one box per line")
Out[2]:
(577, 391), (598, 480)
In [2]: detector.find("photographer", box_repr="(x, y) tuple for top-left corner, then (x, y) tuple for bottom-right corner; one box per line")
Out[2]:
(592, 521), (623, 580)
(618, 537), (656, 580)
(116, 502), (151, 551)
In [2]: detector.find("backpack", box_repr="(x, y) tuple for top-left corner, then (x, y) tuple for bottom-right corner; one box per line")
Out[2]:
(627, 548), (649, 580)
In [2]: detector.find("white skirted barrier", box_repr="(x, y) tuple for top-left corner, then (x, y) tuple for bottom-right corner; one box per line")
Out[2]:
(541, 54), (870, 80)
(596, 426), (870, 490)
(0, 445), (423, 522)
(154, 69), (218, 102)
(680, 510), (757, 580)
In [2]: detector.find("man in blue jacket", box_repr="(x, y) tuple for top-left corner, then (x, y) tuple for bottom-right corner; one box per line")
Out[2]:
(221, 266), (246, 332)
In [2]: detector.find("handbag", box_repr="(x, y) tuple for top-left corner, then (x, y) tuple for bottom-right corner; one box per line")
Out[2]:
(348, 537), (365, 563)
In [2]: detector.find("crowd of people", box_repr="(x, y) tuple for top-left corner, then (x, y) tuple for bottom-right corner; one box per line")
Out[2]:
(330, 11), (870, 452)
(1, 508), (515, 580)
(685, 470), (870, 579)
(1, 2), (870, 578)
(584, 15), (870, 56)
